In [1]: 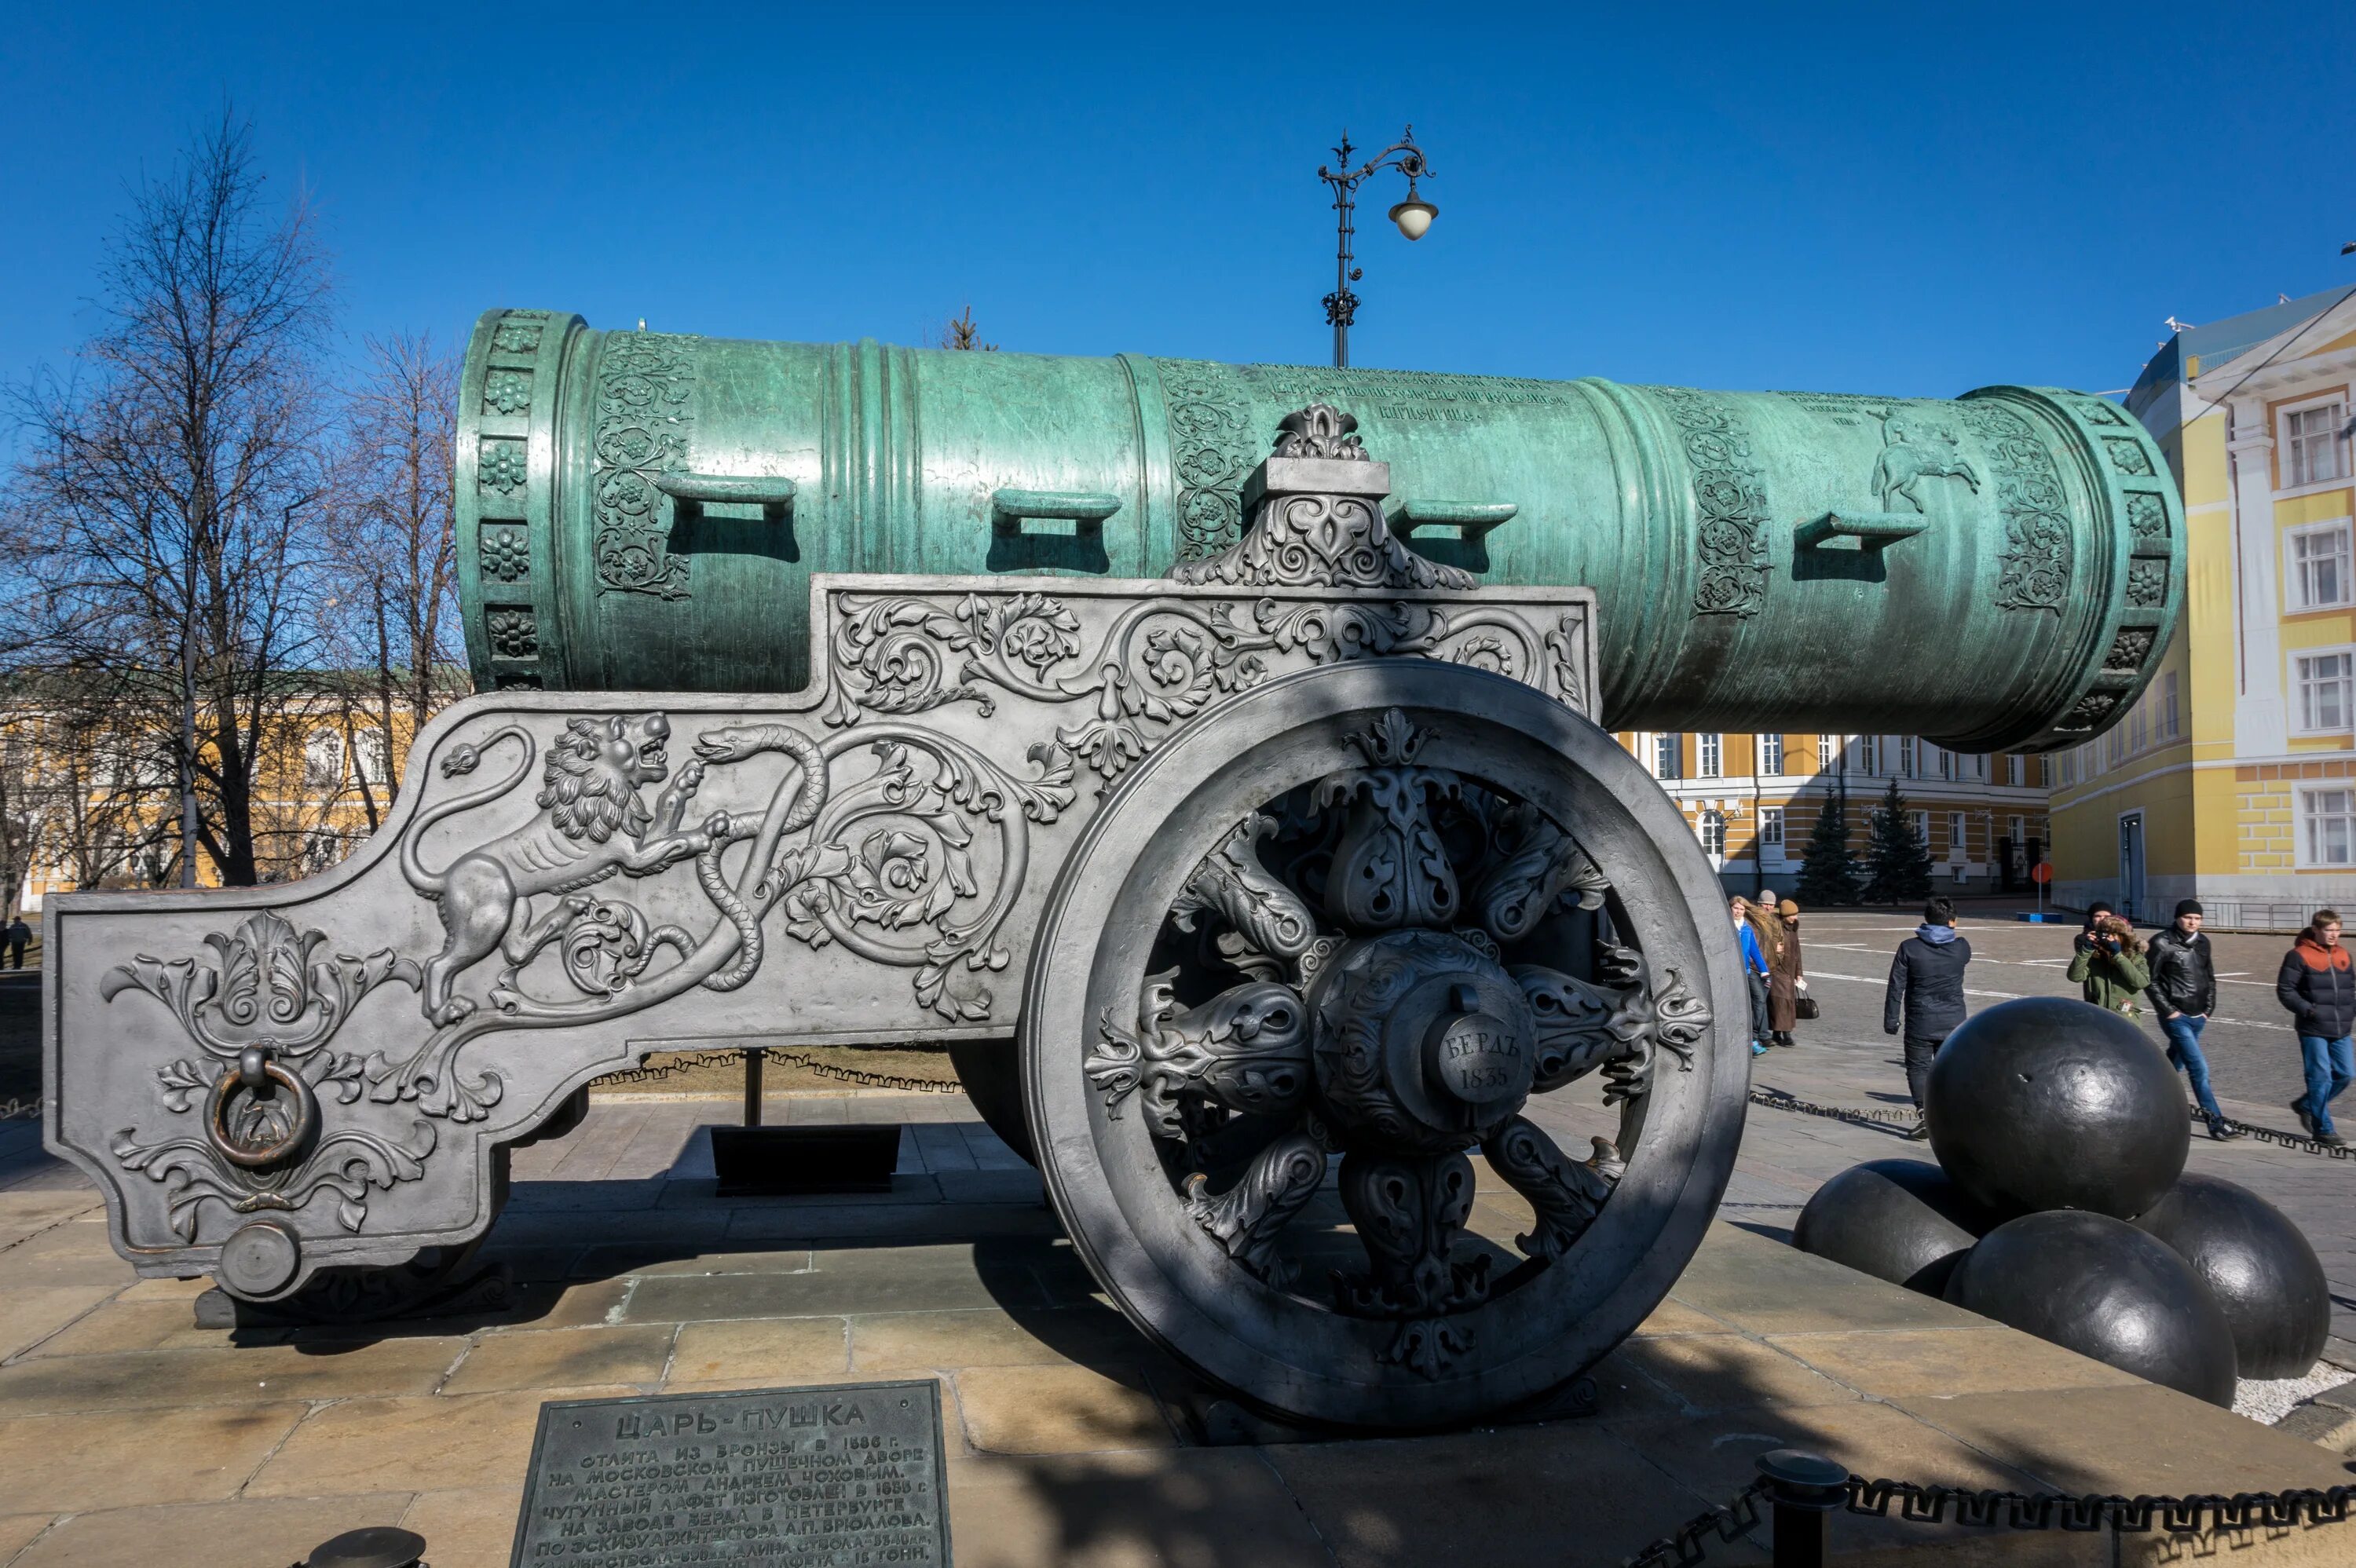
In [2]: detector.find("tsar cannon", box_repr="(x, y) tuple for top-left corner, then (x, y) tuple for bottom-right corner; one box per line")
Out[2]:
(42, 310), (2181, 1431)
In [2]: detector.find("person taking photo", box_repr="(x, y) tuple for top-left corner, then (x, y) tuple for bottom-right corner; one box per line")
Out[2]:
(2145, 900), (2241, 1142)
(2068, 912), (2149, 1015)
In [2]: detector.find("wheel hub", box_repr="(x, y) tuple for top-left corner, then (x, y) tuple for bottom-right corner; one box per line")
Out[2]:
(1309, 930), (1538, 1155)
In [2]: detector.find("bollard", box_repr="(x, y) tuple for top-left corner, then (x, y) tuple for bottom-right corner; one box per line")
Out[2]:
(1757, 1449), (1848, 1568)
(301, 1526), (426, 1568)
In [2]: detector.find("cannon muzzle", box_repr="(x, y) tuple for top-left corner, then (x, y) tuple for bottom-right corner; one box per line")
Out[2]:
(459, 311), (2177, 751)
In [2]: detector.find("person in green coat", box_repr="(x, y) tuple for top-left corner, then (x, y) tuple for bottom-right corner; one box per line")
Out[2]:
(2068, 912), (2151, 1015)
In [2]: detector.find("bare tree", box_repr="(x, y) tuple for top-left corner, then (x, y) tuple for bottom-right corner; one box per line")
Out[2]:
(938, 306), (997, 352)
(318, 332), (463, 831)
(8, 110), (333, 886)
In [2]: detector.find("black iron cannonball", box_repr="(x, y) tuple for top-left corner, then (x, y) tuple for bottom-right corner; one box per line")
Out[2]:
(1944, 1210), (2237, 1405)
(2136, 1174), (2330, 1379)
(1794, 1159), (1996, 1296)
(1924, 996), (2188, 1219)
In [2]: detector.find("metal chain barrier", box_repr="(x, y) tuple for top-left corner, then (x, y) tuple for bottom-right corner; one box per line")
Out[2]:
(1747, 1086), (1920, 1131)
(2202, 1109), (2356, 1160)
(593, 1047), (963, 1095)
(1624, 1457), (2356, 1567)
(1620, 1479), (1768, 1568)
(0, 1097), (36, 1121)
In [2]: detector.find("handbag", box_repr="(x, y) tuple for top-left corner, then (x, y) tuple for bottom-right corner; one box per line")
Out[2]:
(1794, 996), (1820, 1020)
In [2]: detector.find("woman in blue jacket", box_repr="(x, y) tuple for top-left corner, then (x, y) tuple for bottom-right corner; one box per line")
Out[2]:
(1733, 895), (1771, 1058)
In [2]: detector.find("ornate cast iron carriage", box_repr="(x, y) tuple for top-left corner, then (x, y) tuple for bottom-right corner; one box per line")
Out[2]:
(42, 313), (2181, 1430)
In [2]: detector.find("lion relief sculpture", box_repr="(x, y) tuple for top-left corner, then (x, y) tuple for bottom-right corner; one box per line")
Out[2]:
(401, 713), (726, 1024)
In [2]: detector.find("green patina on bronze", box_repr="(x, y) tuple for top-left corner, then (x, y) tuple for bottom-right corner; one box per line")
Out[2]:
(458, 310), (2180, 752)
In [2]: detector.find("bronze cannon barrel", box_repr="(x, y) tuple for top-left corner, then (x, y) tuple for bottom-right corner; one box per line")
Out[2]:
(458, 309), (2179, 751)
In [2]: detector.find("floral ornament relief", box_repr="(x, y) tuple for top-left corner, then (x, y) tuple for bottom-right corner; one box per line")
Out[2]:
(478, 439), (529, 496)
(591, 334), (697, 599)
(1645, 386), (1771, 618)
(480, 526), (531, 583)
(1956, 399), (2070, 613)
(482, 370), (533, 417)
(101, 912), (434, 1238)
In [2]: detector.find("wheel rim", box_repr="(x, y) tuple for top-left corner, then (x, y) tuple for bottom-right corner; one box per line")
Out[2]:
(1022, 661), (1750, 1429)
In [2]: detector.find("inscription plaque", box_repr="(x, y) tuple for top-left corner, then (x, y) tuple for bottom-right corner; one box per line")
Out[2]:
(509, 1381), (951, 1567)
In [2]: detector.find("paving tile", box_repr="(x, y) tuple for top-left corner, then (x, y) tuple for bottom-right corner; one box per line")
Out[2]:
(0, 1191), (101, 1250)
(942, 1449), (1332, 1568)
(1763, 1325), (2145, 1400)
(1259, 1422), (1758, 1568)
(1634, 1296), (1736, 1336)
(7, 1494), (412, 1568)
(0, 1285), (115, 1359)
(245, 1386), (638, 1497)
(1670, 1223), (1981, 1334)
(399, 1486), (526, 1568)
(1613, 1332), (1864, 1413)
(0, 1335), (467, 1412)
(0, 1403), (305, 1511)
(624, 1243), (1052, 1322)
(112, 1274), (214, 1303)
(438, 1323), (678, 1394)
(722, 1202), (1059, 1244)
(950, 1363), (1179, 1454)
(1890, 1383), (2356, 1498)
(587, 1246), (814, 1279)
(852, 1305), (1145, 1375)
(664, 1316), (851, 1385)
(16, 1299), (279, 1358)
(0, 1225), (135, 1289)
(0, 1515), (54, 1563)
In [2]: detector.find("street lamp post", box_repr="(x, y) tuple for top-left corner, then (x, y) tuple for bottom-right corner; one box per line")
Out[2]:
(1319, 126), (1437, 369)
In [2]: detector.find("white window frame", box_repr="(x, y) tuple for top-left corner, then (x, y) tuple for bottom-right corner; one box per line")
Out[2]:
(2300, 786), (2356, 869)
(1697, 733), (1722, 779)
(1947, 811), (1966, 856)
(355, 730), (392, 786)
(2292, 645), (2356, 737)
(2280, 390), (2354, 494)
(1758, 733), (1783, 777)
(1698, 809), (1725, 857)
(2285, 518), (2355, 612)
(1759, 806), (1785, 853)
(2007, 754), (2025, 787)
(1900, 736), (1918, 777)
(1653, 732), (1681, 780)
(302, 729), (344, 790)
(1910, 810), (1929, 846)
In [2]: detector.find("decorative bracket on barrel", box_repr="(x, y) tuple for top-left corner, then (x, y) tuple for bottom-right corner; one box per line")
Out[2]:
(1794, 510), (1930, 552)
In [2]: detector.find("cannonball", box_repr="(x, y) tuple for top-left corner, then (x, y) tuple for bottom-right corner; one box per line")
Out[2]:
(1944, 1210), (2237, 1405)
(2136, 1174), (2330, 1379)
(1925, 996), (2187, 1218)
(1794, 1159), (1995, 1296)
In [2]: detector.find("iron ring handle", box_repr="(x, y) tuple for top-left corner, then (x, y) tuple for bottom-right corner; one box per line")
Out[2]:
(205, 1058), (318, 1170)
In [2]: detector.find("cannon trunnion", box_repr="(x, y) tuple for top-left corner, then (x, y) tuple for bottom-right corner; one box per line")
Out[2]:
(458, 310), (2180, 752)
(49, 371), (2176, 1430)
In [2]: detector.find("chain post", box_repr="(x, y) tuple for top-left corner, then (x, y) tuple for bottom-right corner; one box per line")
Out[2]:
(1758, 1450), (1847, 1568)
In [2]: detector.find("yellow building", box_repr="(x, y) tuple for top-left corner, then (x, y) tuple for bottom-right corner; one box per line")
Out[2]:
(2049, 285), (2356, 927)
(1611, 731), (2051, 899)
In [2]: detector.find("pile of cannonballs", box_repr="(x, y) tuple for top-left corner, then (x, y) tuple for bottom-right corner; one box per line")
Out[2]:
(1794, 996), (2329, 1406)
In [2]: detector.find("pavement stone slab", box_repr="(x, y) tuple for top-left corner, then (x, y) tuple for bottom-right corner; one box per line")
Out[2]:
(0, 1515), (53, 1564)
(1614, 1330), (1865, 1413)
(243, 1385), (641, 1498)
(1759, 1327), (2147, 1400)
(397, 1486), (529, 1568)
(0, 1402), (307, 1511)
(950, 1362), (1182, 1455)
(0, 1285), (115, 1360)
(663, 1315), (853, 1385)
(0, 1335), (470, 1413)
(5, 1494), (412, 1568)
(437, 1322), (679, 1394)
(851, 1304), (1146, 1375)
(942, 1449), (1334, 1568)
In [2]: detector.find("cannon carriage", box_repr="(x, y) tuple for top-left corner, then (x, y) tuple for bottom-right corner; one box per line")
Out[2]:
(42, 312), (2182, 1430)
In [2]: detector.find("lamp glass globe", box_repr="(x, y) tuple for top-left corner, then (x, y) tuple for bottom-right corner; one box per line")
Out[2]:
(1389, 198), (1436, 241)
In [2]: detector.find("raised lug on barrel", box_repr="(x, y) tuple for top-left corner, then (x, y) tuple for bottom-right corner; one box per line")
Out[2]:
(653, 471), (798, 509)
(1387, 499), (1517, 539)
(990, 488), (1123, 535)
(1794, 510), (1930, 550)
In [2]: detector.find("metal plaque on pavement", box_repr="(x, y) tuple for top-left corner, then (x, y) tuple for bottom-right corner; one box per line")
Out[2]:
(509, 1380), (950, 1567)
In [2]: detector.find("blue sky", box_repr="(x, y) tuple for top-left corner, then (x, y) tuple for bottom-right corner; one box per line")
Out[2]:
(3, 2), (2351, 407)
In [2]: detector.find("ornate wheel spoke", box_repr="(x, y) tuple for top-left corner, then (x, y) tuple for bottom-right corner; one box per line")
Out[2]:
(1183, 1124), (1330, 1283)
(1482, 1114), (1612, 1261)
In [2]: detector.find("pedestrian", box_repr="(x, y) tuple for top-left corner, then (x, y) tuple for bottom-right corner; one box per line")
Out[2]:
(2277, 909), (2356, 1148)
(2146, 900), (2242, 1142)
(2068, 912), (2150, 1015)
(1778, 897), (1811, 1036)
(1732, 894), (1770, 1059)
(1756, 889), (1800, 1047)
(2, 916), (26, 970)
(1883, 896), (1972, 1138)
(2073, 900), (2115, 959)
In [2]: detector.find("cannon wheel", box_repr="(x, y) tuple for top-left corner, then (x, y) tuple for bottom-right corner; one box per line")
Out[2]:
(1022, 661), (1750, 1430)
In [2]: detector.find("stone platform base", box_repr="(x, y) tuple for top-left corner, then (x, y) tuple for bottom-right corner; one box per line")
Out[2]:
(3, 1098), (2354, 1566)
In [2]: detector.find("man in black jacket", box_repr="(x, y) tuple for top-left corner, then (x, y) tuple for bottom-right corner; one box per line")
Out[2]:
(1884, 897), (1972, 1138)
(2278, 909), (2356, 1146)
(2146, 900), (2241, 1141)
